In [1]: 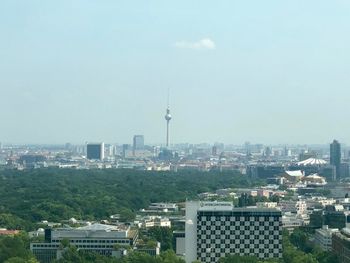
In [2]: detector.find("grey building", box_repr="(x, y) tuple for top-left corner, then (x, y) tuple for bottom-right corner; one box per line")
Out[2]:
(133, 135), (144, 151)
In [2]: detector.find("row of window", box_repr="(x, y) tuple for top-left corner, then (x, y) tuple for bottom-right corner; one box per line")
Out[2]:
(199, 225), (280, 232)
(198, 238), (280, 246)
(199, 216), (280, 221)
(198, 252), (279, 260)
(32, 244), (60, 248)
(51, 239), (130, 244)
(199, 243), (281, 250)
(200, 220), (280, 226)
(33, 244), (116, 249)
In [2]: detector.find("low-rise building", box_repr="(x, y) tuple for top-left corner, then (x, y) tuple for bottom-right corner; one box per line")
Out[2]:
(30, 224), (138, 263)
(0, 229), (20, 236)
(147, 203), (178, 213)
(314, 225), (339, 251)
(282, 213), (306, 231)
(135, 216), (171, 228)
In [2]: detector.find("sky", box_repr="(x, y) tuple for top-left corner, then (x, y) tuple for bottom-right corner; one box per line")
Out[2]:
(1, 0), (350, 145)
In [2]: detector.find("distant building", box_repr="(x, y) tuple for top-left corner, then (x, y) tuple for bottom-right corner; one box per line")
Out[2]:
(87, 143), (104, 160)
(247, 165), (285, 179)
(324, 205), (350, 229)
(330, 140), (341, 180)
(0, 229), (20, 236)
(212, 145), (218, 156)
(122, 144), (131, 158)
(133, 135), (144, 151)
(299, 151), (317, 161)
(340, 163), (350, 179)
(282, 213), (305, 231)
(314, 225), (339, 251)
(136, 216), (171, 228)
(19, 154), (46, 165)
(332, 226), (350, 263)
(185, 201), (282, 263)
(148, 203), (178, 213)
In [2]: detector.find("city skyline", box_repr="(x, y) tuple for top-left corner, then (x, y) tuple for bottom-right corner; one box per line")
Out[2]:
(1, 1), (350, 144)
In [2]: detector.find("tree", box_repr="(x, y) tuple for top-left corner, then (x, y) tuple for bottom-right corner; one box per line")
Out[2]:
(159, 250), (185, 263)
(0, 235), (34, 262)
(218, 255), (259, 263)
(148, 227), (173, 251)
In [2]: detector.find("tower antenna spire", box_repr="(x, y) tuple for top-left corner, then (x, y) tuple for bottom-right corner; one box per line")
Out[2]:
(167, 88), (170, 107)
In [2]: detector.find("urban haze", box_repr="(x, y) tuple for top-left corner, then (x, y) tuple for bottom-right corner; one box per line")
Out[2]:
(1, 1), (350, 145)
(1, 1), (350, 263)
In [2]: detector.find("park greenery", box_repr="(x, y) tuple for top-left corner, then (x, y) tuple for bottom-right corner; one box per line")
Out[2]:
(0, 168), (253, 230)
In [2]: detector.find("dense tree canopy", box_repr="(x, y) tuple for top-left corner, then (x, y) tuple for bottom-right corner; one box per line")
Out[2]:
(0, 233), (38, 263)
(0, 168), (251, 230)
(147, 227), (173, 251)
(55, 248), (185, 263)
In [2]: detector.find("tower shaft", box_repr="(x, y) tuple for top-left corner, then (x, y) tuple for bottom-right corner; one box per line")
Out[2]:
(166, 120), (170, 147)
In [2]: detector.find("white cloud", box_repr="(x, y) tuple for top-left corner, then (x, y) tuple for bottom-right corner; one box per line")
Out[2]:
(174, 38), (216, 50)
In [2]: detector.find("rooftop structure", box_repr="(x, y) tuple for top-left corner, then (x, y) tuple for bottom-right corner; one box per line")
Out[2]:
(297, 158), (327, 166)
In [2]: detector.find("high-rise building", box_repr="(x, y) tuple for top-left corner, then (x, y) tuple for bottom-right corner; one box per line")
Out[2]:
(330, 140), (341, 180)
(133, 135), (144, 151)
(185, 201), (282, 263)
(86, 143), (104, 160)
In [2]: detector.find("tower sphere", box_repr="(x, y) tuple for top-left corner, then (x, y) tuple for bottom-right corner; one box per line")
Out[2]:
(165, 108), (172, 121)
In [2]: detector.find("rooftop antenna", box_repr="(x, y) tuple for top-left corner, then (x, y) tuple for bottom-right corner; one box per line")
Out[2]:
(167, 88), (170, 107)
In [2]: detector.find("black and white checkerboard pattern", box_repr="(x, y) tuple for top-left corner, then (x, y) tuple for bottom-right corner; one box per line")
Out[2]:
(196, 213), (282, 262)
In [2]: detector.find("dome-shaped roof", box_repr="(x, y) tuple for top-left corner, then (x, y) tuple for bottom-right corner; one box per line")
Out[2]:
(297, 158), (327, 166)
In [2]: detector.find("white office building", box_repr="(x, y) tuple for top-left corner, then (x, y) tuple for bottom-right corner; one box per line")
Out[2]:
(31, 224), (138, 263)
(314, 225), (339, 251)
(185, 201), (282, 263)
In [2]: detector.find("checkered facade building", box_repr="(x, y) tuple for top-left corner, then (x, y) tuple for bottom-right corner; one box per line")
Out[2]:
(196, 210), (282, 262)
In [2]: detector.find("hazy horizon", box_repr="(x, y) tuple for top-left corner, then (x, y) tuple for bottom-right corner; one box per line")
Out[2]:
(1, 1), (350, 145)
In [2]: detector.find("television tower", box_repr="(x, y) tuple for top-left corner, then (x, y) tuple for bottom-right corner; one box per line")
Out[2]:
(165, 91), (172, 147)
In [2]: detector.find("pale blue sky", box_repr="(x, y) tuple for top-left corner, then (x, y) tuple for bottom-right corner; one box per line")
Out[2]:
(1, 1), (350, 145)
